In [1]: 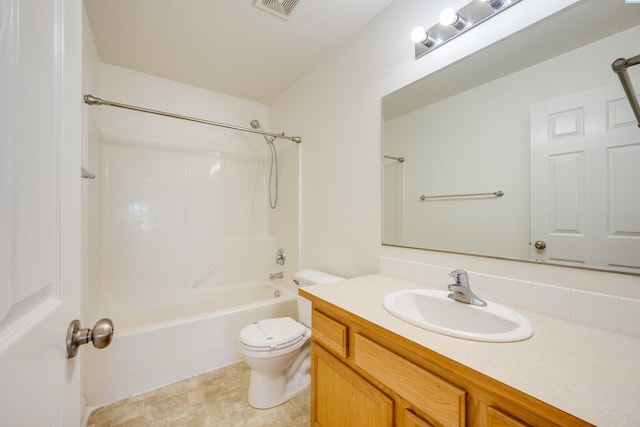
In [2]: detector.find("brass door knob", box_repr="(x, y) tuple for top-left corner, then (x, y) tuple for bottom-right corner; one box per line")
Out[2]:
(534, 240), (547, 250)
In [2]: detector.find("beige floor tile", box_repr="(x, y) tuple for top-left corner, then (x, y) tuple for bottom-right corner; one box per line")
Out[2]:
(87, 361), (310, 427)
(112, 415), (147, 427)
(88, 398), (145, 426)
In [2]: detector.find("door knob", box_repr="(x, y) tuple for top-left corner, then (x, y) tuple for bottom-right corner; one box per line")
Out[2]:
(66, 318), (114, 358)
(534, 240), (547, 250)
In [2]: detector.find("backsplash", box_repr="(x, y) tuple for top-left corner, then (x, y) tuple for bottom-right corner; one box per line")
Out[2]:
(379, 256), (640, 338)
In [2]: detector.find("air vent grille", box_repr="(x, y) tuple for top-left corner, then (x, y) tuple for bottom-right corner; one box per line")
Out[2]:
(254, 0), (302, 20)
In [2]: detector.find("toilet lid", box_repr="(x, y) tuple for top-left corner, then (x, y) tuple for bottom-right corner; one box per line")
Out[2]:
(240, 317), (307, 350)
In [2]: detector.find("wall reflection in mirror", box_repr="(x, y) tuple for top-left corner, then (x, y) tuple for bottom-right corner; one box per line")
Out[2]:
(382, 0), (640, 275)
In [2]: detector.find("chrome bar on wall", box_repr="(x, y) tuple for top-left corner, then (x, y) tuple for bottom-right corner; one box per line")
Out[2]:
(419, 190), (504, 201)
(612, 55), (640, 128)
(83, 94), (302, 143)
(384, 155), (405, 163)
(81, 166), (95, 179)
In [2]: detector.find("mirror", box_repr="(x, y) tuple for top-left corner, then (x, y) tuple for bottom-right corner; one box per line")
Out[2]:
(382, 0), (640, 275)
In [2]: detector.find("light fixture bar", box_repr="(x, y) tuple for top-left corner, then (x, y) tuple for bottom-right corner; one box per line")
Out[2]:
(414, 0), (523, 60)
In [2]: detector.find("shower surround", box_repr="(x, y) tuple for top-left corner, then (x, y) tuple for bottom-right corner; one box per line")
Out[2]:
(92, 139), (277, 326)
(83, 64), (299, 406)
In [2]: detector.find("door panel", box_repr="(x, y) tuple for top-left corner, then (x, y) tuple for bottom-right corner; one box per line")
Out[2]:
(14, 0), (58, 302)
(530, 84), (640, 272)
(0, 0), (82, 425)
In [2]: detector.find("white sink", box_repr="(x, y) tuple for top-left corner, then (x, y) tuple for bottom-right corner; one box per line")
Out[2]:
(382, 289), (533, 342)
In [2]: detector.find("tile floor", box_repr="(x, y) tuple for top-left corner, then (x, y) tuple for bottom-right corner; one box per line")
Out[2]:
(87, 362), (310, 427)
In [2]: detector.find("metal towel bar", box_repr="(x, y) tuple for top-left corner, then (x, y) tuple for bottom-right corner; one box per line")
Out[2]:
(419, 190), (504, 201)
(81, 166), (95, 179)
(384, 155), (405, 163)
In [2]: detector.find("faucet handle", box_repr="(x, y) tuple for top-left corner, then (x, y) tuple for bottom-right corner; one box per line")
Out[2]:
(448, 269), (469, 285)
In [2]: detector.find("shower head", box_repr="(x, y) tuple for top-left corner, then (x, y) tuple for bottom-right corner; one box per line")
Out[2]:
(250, 119), (276, 144)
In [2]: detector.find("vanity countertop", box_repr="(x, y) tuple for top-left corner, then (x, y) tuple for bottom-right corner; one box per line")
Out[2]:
(300, 274), (640, 427)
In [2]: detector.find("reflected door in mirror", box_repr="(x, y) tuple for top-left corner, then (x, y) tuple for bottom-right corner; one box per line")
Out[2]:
(530, 84), (640, 273)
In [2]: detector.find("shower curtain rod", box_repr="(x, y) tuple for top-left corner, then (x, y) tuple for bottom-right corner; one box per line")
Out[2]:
(612, 55), (640, 128)
(83, 94), (302, 143)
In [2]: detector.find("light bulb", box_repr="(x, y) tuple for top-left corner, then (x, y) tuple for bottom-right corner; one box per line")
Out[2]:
(410, 26), (436, 48)
(439, 8), (466, 30)
(439, 8), (457, 26)
(411, 26), (427, 43)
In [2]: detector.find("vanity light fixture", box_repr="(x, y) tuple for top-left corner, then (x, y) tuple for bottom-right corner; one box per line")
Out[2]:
(483, 0), (505, 9)
(412, 0), (523, 60)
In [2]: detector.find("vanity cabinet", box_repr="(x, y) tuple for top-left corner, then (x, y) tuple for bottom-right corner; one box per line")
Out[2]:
(312, 344), (393, 427)
(307, 302), (591, 427)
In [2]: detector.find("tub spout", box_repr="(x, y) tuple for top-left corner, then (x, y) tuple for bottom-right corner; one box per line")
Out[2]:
(270, 272), (283, 281)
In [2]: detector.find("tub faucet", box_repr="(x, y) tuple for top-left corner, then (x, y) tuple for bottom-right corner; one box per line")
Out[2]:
(270, 272), (284, 281)
(447, 269), (487, 307)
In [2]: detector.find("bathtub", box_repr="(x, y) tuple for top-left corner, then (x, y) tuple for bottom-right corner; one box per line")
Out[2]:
(84, 282), (298, 406)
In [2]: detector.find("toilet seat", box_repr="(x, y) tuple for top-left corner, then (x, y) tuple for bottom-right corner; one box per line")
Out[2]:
(239, 317), (308, 352)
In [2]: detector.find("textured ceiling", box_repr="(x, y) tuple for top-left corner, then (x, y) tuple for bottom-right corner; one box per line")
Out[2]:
(84, 0), (395, 104)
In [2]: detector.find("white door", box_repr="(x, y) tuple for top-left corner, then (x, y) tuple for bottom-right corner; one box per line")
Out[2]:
(0, 0), (83, 425)
(530, 84), (640, 273)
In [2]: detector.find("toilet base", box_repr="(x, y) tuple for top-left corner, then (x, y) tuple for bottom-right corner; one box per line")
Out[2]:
(248, 369), (310, 409)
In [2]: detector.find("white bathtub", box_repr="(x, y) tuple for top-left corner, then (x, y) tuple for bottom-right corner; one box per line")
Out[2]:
(84, 282), (298, 406)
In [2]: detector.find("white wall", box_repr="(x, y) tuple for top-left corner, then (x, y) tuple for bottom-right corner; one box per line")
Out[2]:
(271, 0), (640, 298)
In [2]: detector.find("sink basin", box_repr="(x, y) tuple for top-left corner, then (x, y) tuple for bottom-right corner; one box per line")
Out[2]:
(382, 289), (533, 342)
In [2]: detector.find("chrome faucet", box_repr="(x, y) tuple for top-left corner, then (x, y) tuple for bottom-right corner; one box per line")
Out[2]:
(269, 272), (283, 281)
(447, 269), (487, 307)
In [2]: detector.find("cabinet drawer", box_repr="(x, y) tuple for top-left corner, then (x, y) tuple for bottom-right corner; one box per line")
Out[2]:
(354, 333), (466, 427)
(312, 309), (348, 358)
(487, 406), (529, 427)
(404, 409), (434, 427)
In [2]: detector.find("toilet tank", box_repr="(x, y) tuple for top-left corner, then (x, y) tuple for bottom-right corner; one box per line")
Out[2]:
(293, 269), (344, 326)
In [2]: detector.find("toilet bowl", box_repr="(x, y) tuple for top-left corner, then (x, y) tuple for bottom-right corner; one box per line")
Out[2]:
(238, 270), (343, 409)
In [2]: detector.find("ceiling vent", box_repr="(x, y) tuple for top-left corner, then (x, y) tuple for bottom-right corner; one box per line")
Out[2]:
(254, 0), (302, 21)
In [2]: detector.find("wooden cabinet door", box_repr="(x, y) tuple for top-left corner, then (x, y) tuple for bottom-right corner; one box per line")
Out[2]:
(312, 344), (393, 427)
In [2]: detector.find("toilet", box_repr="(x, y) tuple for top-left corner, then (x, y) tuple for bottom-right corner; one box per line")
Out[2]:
(239, 269), (343, 409)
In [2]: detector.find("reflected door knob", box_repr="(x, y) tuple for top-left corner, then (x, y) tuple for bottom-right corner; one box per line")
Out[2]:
(534, 240), (547, 250)
(66, 318), (114, 358)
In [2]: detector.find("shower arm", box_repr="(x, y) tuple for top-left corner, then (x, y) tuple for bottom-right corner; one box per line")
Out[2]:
(83, 94), (302, 143)
(612, 55), (640, 128)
